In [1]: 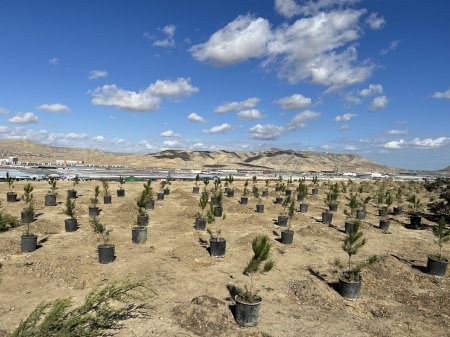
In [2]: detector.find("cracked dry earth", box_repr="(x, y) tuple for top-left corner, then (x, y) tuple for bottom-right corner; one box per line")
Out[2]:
(0, 180), (448, 337)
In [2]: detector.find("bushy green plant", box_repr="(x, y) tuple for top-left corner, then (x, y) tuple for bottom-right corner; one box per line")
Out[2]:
(118, 176), (125, 189)
(8, 279), (153, 337)
(89, 215), (111, 245)
(21, 183), (35, 214)
(280, 195), (292, 216)
(242, 180), (249, 197)
(143, 179), (153, 201)
(312, 176), (318, 186)
(239, 235), (275, 303)
(348, 192), (359, 218)
(6, 172), (15, 191)
(195, 174), (200, 187)
(197, 192), (208, 219)
(287, 199), (295, 230)
(407, 194), (422, 214)
(252, 186), (261, 203)
(90, 186), (100, 206)
(73, 175), (80, 187)
(136, 190), (149, 217)
(325, 192), (338, 208)
(47, 178), (58, 196)
(63, 195), (76, 219)
(297, 181), (308, 200)
(431, 216), (450, 261)
(101, 180), (110, 196)
(0, 201), (19, 232)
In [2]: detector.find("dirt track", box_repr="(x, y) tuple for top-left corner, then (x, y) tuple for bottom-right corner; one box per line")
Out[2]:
(0, 180), (448, 337)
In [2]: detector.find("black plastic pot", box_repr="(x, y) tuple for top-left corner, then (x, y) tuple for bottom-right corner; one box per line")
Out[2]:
(117, 189), (125, 197)
(67, 189), (77, 199)
(21, 210), (34, 223)
(275, 197), (284, 204)
(137, 214), (149, 226)
(227, 190), (235, 197)
(378, 208), (387, 217)
(338, 272), (362, 300)
(235, 295), (262, 327)
(6, 192), (17, 202)
(322, 211), (333, 224)
(192, 186), (200, 194)
(281, 229), (294, 244)
(224, 187), (230, 194)
(297, 195), (304, 202)
(64, 218), (78, 232)
(299, 203), (308, 213)
(345, 221), (355, 234)
(330, 194), (338, 201)
(164, 188), (170, 195)
(132, 227), (147, 244)
(275, 186), (281, 192)
(240, 197), (248, 205)
(45, 194), (57, 206)
(379, 220), (390, 231)
(211, 196), (219, 206)
(214, 206), (223, 217)
(195, 217), (206, 230)
(312, 187), (318, 195)
(146, 199), (155, 210)
(209, 238), (226, 257)
(262, 190), (269, 197)
(157, 192), (164, 201)
(89, 206), (99, 216)
(98, 244), (115, 264)
(104, 195), (112, 204)
(285, 189), (292, 196)
(256, 204), (264, 213)
(356, 210), (366, 220)
(277, 215), (288, 227)
(410, 215), (421, 228)
(426, 256), (448, 276)
(329, 204), (338, 212)
(393, 207), (402, 216)
(21, 234), (38, 253)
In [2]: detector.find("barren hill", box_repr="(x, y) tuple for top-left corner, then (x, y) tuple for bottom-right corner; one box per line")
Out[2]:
(0, 140), (399, 173)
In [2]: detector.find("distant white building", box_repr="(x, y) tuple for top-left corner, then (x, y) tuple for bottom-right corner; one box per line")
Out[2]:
(55, 160), (84, 166)
(0, 157), (19, 164)
(342, 172), (357, 177)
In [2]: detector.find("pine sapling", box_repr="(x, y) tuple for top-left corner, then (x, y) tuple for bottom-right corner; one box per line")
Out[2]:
(101, 180), (110, 196)
(89, 215), (111, 245)
(6, 172), (15, 192)
(90, 186), (100, 206)
(63, 195), (76, 219)
(432, 216), (450, 261)
(48, 178), (58, 196)
(342, 221), (366, 281)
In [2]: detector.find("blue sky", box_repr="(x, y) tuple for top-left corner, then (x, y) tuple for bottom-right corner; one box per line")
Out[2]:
(0, 0), (449, 170)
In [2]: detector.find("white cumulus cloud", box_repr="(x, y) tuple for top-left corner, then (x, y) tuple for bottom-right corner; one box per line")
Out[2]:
(383, 137), (450, 149)
(160, 130), (180, 138)
(335, 113), (356, 122)
(288, 110), (321, 129)
(162, 139), (182, 148)
(48, 57), (59, 65)
(274, 0), (360, 18)
(237, 109), (263, 120)
(38, 103), (70, 113)
(338, 124), (350, 131)
(8, 112), (39, 124)
(366, 12), (385, 30)
(249, 124), (284, 140)
(276, 94), (311, 110)
(153, 24), (176, 48)
(203, 123), (232, 134)
(359, 84), (383, 97)
(385, 129), (409, 136)
(368, 95), (389, 111)
(88, 70), (108, 80)
(432, 88), (450, 99)
(187, 112), (207, 123)
(92, 136), (105, 142)
(147, 78), (199, 98)
(344, 145), (357, 150)
(214, 97), (260, 114)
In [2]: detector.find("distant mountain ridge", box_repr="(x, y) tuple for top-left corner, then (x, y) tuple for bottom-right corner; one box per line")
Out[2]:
(0, 140), (400, 173)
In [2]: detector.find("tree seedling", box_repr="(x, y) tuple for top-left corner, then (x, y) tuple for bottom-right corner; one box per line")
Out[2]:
(118, 176), (125, 190)
(431, 216), (450, 262)
(407, 194), (422, 215)
(6, 172), (15, 192)
(63, 195), (76, 219)
(102, 180), (110, 196)
(48, 178), (58, 196)
(90, 215), (111, 245)
(90, 186), (100, 206)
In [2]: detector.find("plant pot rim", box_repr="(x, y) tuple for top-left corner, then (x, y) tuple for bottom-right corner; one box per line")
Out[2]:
(235, 294), (262, 305)
(210, 237), (225, 242)
(281, 229), (294, 234)
(98, 243), (115, 248)
(21, 233), (37, 238)
(338, 271), (362, 283)
(278, 215), (288, 219)
(7, 191), (16, 195)
(65, 217), (77, 221)
(428, 255), (448, 263)
(132, 226), (147, 231)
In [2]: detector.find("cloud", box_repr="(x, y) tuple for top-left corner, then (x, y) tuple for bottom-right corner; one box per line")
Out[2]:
(92, 135), (105, 142)
(190, 15), (271, 66)
(162, 139), (182, 148)
(385, 129), (409, 136)
(8, 112), (39, 124)
(432, 88), (450, 99)
(38, 103), (70, 113)
(366, 12), (385, 30)
(276, 94), (311, 110)
(187, 112), (207, 123)
(160, 129), (181, 137)
(203, 123), (232, 134)
(287, 110), (320, 129)
(338, 124), (350, 131)
(48, 57), (59, 65)
(88, 70), (108, 80)
(383, 137), (450, 149)
(64, 132), (88, 140)
(335, 113), (356, 122)
(90, 77), (198, 112)
(214, 97), (260, 114)
(153, 24), (176, 48)
(237, 109), (263, 120)
(147, 78), (199, 98)
(0, 107), (9, 114)
(191, 10), (374, 91)
(274, 0), (360, 18)
(368, 95), (389, 111)
(249, 124), (284, 140)
(344, 145), (357, 150)
(359, 84), (383, 97)
(380, 40), (399, 56)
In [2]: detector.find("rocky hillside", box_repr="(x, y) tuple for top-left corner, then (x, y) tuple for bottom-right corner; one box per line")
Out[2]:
(0, 140), (399, 173)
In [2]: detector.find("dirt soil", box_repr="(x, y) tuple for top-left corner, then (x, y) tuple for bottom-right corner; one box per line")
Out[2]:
(0, 180), (448, 337)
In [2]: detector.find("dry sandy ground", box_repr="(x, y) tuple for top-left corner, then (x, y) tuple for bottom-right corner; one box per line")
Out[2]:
(0, 180), (448, 337)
